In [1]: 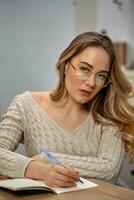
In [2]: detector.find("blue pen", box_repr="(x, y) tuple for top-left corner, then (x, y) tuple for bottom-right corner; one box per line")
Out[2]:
(41, 148), (84, 184)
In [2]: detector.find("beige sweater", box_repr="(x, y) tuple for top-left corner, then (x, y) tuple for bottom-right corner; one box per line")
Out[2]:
(0, 91), (124, 183)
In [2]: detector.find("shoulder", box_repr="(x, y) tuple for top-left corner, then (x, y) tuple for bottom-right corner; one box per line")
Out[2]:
(9, 91), (49, 108)
(9, 91), (50, 115)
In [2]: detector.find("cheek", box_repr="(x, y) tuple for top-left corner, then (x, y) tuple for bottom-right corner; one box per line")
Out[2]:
(65, 71), (78, 91)
(92, 87), (102, 98)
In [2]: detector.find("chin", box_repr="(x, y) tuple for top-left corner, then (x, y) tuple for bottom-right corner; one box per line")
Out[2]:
(77, 97), (91, 104)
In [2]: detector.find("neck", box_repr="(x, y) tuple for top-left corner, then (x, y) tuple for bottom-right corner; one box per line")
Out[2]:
(57, 94), (87, 116)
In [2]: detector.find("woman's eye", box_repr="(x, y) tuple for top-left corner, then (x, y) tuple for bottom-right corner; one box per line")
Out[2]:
(79, 66), (90, 73)
(97, 74), (107, 80)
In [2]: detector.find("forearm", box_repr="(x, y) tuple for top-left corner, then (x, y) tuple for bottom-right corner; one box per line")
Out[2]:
(0, 147), (33, 178)
(52, 150), (124, 182)
(52, 127), (124, 182)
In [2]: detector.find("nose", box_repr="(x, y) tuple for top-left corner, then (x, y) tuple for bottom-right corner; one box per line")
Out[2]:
(85, 74), (96, 88)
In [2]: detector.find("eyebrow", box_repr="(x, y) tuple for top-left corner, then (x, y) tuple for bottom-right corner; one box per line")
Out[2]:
(80, 61), (109, 74)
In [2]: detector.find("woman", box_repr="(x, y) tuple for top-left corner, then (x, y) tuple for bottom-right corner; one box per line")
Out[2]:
(0, 32), (134, 187)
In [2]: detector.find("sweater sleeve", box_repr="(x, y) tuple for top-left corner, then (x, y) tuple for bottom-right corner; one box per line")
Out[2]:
(0, 95), (33, 178)
(52, 126), (124, 183)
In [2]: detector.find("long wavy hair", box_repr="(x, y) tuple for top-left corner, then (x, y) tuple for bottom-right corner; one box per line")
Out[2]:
(50, 32), (134, 161)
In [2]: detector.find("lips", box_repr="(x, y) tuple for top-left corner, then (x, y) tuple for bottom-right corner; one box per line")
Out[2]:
(79, 89), (91, 96)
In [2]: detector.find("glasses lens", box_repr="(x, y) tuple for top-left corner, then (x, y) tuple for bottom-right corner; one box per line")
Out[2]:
(95, 74), (110, 88)
(76, 71), (88, 80)
(71, 62), (110, 88)
(76, 66), (91, 80)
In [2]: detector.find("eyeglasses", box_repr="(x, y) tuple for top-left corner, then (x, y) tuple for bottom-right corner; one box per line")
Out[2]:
(70, 62), (111, 88)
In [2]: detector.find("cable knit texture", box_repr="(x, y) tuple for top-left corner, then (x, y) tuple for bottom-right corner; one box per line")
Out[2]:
(0, 91), (124, 183)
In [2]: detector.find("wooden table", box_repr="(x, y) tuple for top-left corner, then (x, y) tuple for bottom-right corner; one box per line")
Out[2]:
(0, 178), (134, 200)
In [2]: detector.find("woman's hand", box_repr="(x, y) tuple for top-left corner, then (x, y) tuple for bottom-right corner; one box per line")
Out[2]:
(25, 154), (79, 187)
(44, 164), (79, 187)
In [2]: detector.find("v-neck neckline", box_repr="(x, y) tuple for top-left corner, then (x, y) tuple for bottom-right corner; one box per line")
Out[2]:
(26, 91), (91, 134)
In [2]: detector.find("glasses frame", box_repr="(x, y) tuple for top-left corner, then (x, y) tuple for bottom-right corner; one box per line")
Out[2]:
(69, 62), (111, 88)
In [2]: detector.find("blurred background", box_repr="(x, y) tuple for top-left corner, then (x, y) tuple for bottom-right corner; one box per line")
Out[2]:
(0, 0), (134, 189)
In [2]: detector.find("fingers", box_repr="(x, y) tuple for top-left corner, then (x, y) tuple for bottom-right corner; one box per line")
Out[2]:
(45, 172), (77, 187)
(54, 164), (79, 180)
(45, 164), (79, 187)
(47, 178), (76, 188)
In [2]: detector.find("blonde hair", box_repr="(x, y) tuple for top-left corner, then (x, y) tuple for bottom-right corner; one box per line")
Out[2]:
(50, 32), (134, 160)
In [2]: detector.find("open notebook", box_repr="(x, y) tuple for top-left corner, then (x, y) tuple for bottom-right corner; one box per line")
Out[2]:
(0, 177), (98, 194)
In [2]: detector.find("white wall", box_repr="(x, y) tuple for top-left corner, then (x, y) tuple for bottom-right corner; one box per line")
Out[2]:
(97, 0), (134, 67)
(74, 0), (98, 34)
(0, 0), (75, 116)
(74, 0), (134, 67)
